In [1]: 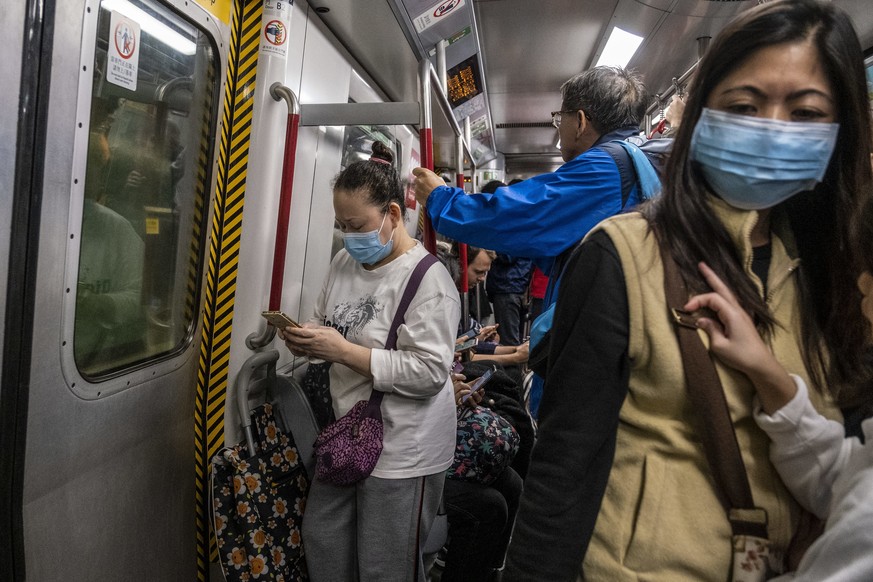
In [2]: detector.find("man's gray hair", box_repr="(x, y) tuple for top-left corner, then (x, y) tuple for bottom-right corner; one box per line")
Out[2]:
(561, 66), (647, 134)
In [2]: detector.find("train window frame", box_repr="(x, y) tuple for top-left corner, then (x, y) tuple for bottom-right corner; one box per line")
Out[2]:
(61, 0), (223, 398)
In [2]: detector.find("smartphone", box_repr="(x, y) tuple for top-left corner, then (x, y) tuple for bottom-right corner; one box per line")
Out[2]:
(461, 368), (495, 403)
(457, 328), (477, 342)
(451, 360), (465, 374)
(261, 310), (301, 329)
(455, 337), (478, 353)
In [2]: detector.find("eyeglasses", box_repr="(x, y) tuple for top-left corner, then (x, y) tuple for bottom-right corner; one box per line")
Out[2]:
(551, 110), (575, 129)
(551, 109), (592, 129)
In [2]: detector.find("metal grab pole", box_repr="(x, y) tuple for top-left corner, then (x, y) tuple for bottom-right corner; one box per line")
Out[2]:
(455, 131), (469, 325)
(268, 82), (301, 310)
(246, 84), (300, 350)
(455, 130), (465, 190)
(419, 59), (437, 254)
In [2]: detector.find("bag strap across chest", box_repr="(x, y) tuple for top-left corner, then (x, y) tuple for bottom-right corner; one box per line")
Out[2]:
(658, 236), (769, 540)
(365, 252), (440, 410)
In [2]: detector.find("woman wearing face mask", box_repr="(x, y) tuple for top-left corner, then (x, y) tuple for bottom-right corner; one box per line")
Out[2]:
(504, 1), (873, 581)
(279, 141), (460, 582)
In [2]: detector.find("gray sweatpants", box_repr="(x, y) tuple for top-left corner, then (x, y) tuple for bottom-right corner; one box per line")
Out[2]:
(302, 471), (445, 582)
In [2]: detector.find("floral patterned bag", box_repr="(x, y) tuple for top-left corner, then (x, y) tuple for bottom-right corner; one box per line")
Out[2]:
(447, 405), (520, 485)
(732, 534), (772, 582)
(211, 403), (309, 581)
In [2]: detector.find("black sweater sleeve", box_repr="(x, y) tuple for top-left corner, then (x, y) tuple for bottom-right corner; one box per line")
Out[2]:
(503, 230), (630, 582)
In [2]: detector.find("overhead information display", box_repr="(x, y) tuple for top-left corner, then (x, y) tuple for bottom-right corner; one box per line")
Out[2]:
(446, 54), (482, 109)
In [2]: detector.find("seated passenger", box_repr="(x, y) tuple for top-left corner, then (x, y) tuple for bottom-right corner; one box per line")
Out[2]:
(437, 242), (529, 367)
(504, 1), (871, 579)
(437, 370), (523, 582)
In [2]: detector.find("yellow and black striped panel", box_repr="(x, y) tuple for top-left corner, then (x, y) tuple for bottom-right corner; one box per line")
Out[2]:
(194, 0), (263, 580)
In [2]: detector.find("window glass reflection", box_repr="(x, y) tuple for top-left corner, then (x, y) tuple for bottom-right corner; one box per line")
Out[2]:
(75, 0), (216, 377)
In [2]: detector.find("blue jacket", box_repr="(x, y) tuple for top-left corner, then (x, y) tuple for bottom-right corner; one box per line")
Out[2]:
(425, 126), (643, 287)
(486, 254), (533, 296)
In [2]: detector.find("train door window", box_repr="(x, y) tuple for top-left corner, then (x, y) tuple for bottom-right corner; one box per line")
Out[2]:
(74, 0), (217, 379)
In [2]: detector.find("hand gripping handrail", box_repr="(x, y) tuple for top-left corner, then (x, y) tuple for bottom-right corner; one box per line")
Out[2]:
(418, 59), (438, 254)
(247, 83), (301, 350)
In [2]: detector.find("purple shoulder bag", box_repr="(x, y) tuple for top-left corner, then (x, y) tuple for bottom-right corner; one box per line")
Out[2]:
(313, 253), (439, 486)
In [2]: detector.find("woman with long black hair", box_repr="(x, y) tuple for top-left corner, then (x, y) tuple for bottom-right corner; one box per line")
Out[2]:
(505, 1), (873, 580)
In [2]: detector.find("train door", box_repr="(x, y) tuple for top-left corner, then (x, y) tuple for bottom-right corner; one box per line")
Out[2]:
(1, 0), (226, 579)
(0, 2), (33, 577)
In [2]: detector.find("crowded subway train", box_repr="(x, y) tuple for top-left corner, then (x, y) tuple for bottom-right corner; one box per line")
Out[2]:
(3, 0), (873, 580)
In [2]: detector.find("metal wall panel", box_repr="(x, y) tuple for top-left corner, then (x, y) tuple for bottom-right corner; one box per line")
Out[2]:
(21, 0), (227, 579)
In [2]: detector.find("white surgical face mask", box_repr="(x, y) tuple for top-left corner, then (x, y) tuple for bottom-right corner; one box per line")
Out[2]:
(690, 108), (839, 210)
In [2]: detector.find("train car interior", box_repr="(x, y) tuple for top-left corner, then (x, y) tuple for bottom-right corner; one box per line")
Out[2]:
(1, 0), (872, 580)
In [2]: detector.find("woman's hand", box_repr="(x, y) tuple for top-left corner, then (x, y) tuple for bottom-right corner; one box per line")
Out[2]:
(278, 324), (357, 365)
(279, 324), (346, 361)
(280, 323), (373, 377)
(452, 373), (482, 408)
(684, 261), (796, 413)
(477, 324), (500, 344)
(276, 324), (309, 357)
(684, 262), (772, 374)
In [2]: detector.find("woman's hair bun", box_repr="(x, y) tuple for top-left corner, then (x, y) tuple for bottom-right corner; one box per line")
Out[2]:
(370, 141), (394, 166)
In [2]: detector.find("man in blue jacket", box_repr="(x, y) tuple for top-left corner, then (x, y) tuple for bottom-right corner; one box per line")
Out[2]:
(413, 66), (653, 418)
(412, 66), (649, 297)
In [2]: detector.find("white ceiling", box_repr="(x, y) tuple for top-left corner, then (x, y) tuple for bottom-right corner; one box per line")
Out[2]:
(308, 0), (873, 176)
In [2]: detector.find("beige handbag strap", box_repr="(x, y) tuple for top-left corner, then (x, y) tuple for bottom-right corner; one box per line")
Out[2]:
(658, 235), (769, 540)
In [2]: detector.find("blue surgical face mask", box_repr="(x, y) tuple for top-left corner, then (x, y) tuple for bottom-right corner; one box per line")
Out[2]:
(342, 212), (395, 265)
(690, 108), (839, 210)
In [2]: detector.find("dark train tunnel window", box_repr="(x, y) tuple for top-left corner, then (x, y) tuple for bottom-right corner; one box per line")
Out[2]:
(75, 0), (217, 379)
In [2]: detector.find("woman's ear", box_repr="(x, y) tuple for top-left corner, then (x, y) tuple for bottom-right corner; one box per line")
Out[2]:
(388, 201), (403, 226)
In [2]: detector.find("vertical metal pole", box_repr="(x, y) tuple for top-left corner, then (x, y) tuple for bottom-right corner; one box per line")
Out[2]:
(468, 106), (482, 323)
(436, 39), (448, 93)
(464, 117), (473, 191)
(455, 130), (469, 325)
(455, 131), (465, 191)
(418, 59), (437, 254)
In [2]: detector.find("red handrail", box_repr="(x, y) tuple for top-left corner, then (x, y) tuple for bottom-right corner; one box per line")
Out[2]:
(418, 135), (437, 254)
(455, 173), (468, 294)
(268, 83), (301, 311)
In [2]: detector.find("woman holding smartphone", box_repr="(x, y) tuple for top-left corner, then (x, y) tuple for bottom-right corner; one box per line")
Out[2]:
(278, 142), (460, 582)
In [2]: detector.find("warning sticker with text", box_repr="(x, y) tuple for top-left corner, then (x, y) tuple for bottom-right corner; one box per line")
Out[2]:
(413, 0), (466, 34)
(107, 11), (140, 91)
